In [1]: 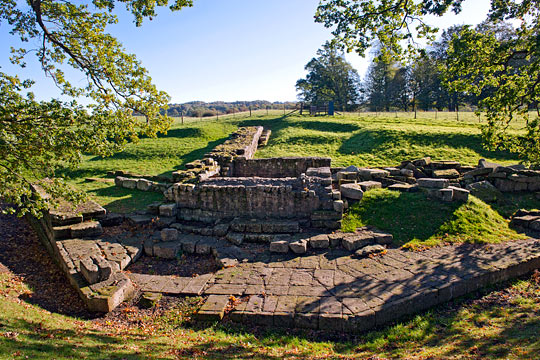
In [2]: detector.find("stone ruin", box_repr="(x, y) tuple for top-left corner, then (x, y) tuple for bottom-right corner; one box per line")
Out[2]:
(26, 125), (540, 332)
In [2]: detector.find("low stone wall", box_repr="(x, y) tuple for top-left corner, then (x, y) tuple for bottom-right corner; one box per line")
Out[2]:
(166, 170), (341, 228)
(205, 126), (264, 176)
(232, 157), (332, 178)
(27, 191), (138, 312)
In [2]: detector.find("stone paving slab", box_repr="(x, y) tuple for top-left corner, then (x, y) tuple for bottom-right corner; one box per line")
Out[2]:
(196, 239), (540, 332)
(128, 273), (214, 296)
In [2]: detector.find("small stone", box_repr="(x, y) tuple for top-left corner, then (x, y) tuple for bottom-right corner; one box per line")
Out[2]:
(340, 183), (364, 200)
(289, 240), (308, 254)
(466, 181), (501, 202)
(478, 158), (501, 169)
(412, 157), (431, 167)
(440, 188), (454, 202)
(122, 178), (137, 189)
(355, 244), (386, 257)
(161, 228), (178, 242)
(309, 234), (330, 249)
(448, 186), (470, 202)
(400, 169), (414, 178)
(137, 179), (153, 191)
(433, 169), (460, 179)
(417, 178), (449, 189)
(358, 181), (382, 192)
(159, 203), (177, 217)
(333, 200), (344, 213)
(344, 165), (359, 172)
(269, 240), (289, 253)
(226, 232), (244, 246)
(70, 221), (103, 238)
(139, 292), (162, 309)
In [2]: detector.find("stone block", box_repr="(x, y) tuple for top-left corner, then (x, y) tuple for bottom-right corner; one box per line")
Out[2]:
(270, 240), (290, 253)
(213, 223), (230, 237)
(159, 203), (177, 217)
(160, 228), (178, 242)
(448, 186), (470, 202)
(139, 292), (162, 309)
(333, 200), (344, 213)
(137, 179), (153, 191)
(371, 231), (393, 245)
(122, 178), (137, 189)
(417, 178), (449, 189)
(80, 254), (113, 284)
(440, 188), (454, 202)
(431, 160), (460, 170)
(530, 220), (540, 231)
(466, 181), (501, 202)
(358, 181), (382, 192)
(70, 221), (103, 238)
(340, 183), (364, 200)
(153, 241), (183, 259)
(412, 157), (431, 167)
(358, 168), (390, 181)
(289, 239), (308, 254)
(226, 232), (244, 246)
(355, 244), (385, 257)
(309, 234), (330, 249)
(400, 168), (414, 178)
(342, 233), (374, 252)
(433, 169), (460, 179)
(82, 272), (135, 312)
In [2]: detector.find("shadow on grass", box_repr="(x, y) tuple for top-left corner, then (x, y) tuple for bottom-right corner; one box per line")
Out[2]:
(163, 136), (230, 176)
(339, 129), (517, 161)
(86, 185), (163, 214)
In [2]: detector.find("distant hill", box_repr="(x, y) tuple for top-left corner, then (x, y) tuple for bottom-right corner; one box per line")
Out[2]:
(162, 100), (297, 117)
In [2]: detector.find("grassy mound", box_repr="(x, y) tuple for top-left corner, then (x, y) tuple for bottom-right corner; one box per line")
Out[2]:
(341, 188), (526, 248)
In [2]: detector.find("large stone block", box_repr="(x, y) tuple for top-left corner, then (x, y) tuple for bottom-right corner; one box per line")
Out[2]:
(161, 228), (179, 242)
(340, 183), (364, 200)
(417, 178), (449, 189)
(159, 203), (177, 217)
(80, 254), (113, 284)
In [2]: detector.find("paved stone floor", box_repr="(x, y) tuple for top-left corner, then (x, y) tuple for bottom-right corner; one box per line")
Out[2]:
(129, 238), (540, 332)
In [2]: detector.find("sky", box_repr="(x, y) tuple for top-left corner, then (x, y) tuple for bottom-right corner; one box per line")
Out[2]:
(0, 0), (493, 103)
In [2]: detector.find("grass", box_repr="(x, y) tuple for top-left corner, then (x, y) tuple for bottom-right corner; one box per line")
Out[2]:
(1, 270), (540, 359)
(61, 111), (526, 212)
(342, 189), (527, 248)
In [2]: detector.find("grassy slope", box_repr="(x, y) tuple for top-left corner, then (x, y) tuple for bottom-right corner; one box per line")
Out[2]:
(341, 189), (527, 248)
(1, 271), (540, 359)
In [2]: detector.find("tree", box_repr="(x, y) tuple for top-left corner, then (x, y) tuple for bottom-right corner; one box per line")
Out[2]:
(316, 0), (540, 165)
(296, 44), (360, 111)
(364, 47), (409, 112)
(0, 0), (193, 216)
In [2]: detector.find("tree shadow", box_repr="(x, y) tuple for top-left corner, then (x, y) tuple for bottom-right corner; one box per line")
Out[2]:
(86, 185), (163, 214)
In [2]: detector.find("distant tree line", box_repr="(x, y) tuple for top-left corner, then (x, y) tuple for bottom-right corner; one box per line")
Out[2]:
(162, 101), (298, 117)
(298, 22), (527, 114)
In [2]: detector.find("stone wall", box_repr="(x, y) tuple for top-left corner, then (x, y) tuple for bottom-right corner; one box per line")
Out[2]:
(232, 156), (332, 178)
(205, 126), (264, 176)
(166, 169), (341, 228)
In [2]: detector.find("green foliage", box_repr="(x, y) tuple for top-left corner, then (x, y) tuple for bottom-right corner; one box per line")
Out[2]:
(316, 0), (540, 165)
(0, 0), (192, 216)
(296, 43), (360, 110)
(342, 188), (525, 247)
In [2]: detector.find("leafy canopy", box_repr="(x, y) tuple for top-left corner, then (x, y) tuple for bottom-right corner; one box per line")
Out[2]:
(296, 44), (360, 110)
(316, 0), (540, 165)
(0, 0), (192, 216)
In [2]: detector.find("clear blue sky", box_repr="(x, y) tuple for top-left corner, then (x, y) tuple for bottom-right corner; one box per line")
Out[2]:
(0, 0), (492, 103)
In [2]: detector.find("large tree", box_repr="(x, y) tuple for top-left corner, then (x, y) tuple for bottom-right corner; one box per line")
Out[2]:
(0, 0), (192, 216)
(296, 44), (360, 111)
(316, 0), (540, 165)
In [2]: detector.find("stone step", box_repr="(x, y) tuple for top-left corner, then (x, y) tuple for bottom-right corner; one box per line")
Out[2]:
(230, 218), (300, 233)
(197, 294), (230, 321)
(128, 273), (213, 296)
(50, 200), (106, 226)
(53, 220), (103, 240)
